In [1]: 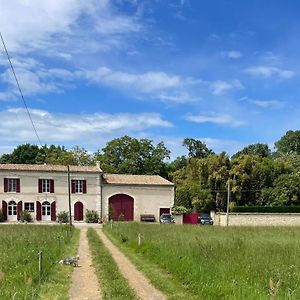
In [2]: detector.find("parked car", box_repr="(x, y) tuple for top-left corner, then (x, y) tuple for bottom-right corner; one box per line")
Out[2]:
(160, 213), (175, 224)
(198, 213), (213, 225)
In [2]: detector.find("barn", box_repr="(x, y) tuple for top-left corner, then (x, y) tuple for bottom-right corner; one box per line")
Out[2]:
(0, 164), (174, 222)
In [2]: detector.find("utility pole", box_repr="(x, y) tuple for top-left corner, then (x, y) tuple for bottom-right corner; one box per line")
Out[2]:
(67, 165), (72, 229)
(226, 178), (231, 226)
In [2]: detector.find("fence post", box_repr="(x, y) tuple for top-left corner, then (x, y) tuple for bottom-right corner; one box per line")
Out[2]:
(138, 233), (141, 246)
(38, 251), (43, 282)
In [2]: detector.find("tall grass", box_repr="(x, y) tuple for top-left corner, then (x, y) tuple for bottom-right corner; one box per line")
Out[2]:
(0, 224), (78, 300)
(104, 223), (300, 300)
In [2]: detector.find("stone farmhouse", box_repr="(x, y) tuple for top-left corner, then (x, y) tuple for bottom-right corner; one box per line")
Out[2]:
(0, 164), (174, 223)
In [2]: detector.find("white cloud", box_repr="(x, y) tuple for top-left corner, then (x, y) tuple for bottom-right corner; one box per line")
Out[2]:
(227, 51), (242, 59)
(157, 92), (198, 103)
(185, 113), (245, 127)
(248, 99), (285, 109)
(244, 66), (295, 79)
(0, 0), (143, 62)
(0, 108), (172, 143)
(210, 80), (243, 95)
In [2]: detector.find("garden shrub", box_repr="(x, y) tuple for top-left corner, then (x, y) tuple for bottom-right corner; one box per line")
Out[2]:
(85, 210), (99, 223)
(0, 209), (4, 222)
(57, 211), (69, 223)
(20, 211), (33, 223)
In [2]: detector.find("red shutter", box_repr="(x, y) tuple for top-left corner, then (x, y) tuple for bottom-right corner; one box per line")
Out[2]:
(71, 180), (75, 193)
(36, 201), (42, 221)
(17, 201), (22, 220)
(51, 201), (56, 221)
(16, 179), (20, 193)
(50, 179), (54, 193)
(2, 201), (7, 220)
(38, 179), (42, 193)
(4, 178), (8, 192)
(83, 180), (87, 194)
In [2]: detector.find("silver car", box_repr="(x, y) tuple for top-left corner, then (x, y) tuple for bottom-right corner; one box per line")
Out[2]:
(159, 213), (175, 224)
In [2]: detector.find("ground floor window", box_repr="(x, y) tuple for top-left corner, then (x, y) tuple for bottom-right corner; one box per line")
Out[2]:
(42, 201), (51, 216)
(24, 202), (34, 212)
(8, 200), (17, 216)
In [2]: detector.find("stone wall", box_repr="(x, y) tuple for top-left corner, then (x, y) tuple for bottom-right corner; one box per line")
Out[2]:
(214, 212), (300, 226)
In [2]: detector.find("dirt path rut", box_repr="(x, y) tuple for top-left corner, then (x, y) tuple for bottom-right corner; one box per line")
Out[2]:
(69, 228), (101, 300)
(96, 229), (166, 300)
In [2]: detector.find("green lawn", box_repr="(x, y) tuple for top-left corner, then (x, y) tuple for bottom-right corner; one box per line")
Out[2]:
(104, 223), (300, 300)
(0, 224), (79, 300)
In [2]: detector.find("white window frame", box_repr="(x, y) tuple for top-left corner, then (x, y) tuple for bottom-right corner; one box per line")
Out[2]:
(8, 178), (17, 192)
(8, 200), (17, 216)
(75, 180), (83, 194)
(42, 179), (50, 193)
(24, 202), (34, 212)
(42, 201), (51, 216)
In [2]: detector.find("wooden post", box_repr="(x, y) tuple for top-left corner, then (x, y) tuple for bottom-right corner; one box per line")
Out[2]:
(226, 179), (231, 226)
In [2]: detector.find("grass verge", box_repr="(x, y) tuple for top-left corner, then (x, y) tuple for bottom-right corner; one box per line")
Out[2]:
(39, 227), (80, 300)
(87, 228), (137, 300)
(104, 223), (300, 300)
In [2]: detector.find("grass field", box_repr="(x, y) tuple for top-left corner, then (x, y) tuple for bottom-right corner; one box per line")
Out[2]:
(87, 228), (137, 300)
(0, 224), (79, 300)
(104, 223), (300, 300)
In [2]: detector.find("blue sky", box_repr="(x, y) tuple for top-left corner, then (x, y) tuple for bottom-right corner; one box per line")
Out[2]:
(0, 0), (300, 158)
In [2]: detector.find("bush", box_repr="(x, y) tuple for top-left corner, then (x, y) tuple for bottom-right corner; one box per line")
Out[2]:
(19, 211), (33, 223)
(0, 209), (4, 222)
(57, 211), (69, 223)
(85, 210), (99, 223)
(172, 206), (191, 215)
(231, 206), (300, 213)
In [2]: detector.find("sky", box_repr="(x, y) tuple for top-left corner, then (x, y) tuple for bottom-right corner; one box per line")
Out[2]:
(0, 0), (300, 159)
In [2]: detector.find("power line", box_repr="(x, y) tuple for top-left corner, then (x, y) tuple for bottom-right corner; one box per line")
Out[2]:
(0, 31), (42, 146)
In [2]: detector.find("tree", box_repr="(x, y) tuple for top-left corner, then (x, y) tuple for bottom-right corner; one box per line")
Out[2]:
(182, 138), (214, 158)
(232, 143), (271, 159)
(0, 144), (40, 164)
(275, 130), (300, 155)
(71, 146), (94, 166)
(95, 136), (170, 175)
(35, 145), (74, 165)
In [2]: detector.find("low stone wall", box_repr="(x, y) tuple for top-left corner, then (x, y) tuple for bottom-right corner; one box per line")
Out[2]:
(214, 212), (300, 226)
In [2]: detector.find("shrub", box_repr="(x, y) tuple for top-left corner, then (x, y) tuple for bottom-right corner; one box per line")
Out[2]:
(172, 206), (191, 215)
(57, 211), (69, 223)
(85, 210), (99, 223)
(231, 206), (300, 213)
(0, 209), (4, 222)
(19, 211), (33, 223)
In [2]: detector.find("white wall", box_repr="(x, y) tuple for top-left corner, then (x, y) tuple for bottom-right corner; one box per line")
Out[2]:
(102, 184), (174, 222)
(0, 170), (101, 221)
(215, 213), (300, 226)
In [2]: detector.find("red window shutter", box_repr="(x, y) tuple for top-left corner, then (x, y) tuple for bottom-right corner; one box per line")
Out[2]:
(83, 180), (87, 194)
(71, 180), (75, 193)
(16, 179), (20, 193)
(4, 178), (8, 192)
(17, 201), (22, 221)
(36, 201), (42, 221)
(2, 201), (7, 220)
(51, 201), (56, 221)
(38, 179), (42, 193)
(50, 179), (54, 193)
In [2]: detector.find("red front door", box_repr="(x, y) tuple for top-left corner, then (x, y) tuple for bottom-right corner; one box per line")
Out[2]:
(74, 201), (84, 221)
(109, 194), (134, 221)
(160, 208), (170, 216)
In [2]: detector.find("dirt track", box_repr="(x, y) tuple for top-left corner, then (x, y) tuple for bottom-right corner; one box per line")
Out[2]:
(96, 229), (166, 300)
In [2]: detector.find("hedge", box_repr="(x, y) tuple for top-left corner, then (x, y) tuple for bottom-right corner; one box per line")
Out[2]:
(231, 206), (300, 213)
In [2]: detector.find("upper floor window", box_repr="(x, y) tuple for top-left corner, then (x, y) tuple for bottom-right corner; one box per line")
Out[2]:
(4, 178), (20, 193)
(38, 179), (54, 193)
(71, 179), (87, 194)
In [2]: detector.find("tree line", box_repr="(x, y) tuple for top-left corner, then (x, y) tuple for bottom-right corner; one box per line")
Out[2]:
(1, 131), (300, 211)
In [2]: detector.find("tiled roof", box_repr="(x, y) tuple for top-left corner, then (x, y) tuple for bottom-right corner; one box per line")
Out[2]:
(0, 164), (102, 173)
(103, 174), (174, 186)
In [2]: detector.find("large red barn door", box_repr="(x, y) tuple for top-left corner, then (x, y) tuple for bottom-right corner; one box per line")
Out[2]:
(109, 194), (134, 221)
